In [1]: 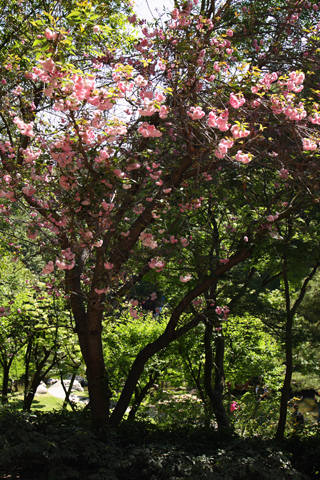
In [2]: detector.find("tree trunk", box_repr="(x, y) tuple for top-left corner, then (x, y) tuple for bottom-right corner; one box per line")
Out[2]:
(23, 347), (58, 411)
(275, 312), (293, 441)
(127, 373), (158, 421)
(1, 363), (11, 404)
(23, 369), (43, 411)
(61, 372), (77, 411)
(203, 322), (230, 429)
(275, 258), (319, 441)
(110, 316), (201, 427)
(76, 308), (111, 430)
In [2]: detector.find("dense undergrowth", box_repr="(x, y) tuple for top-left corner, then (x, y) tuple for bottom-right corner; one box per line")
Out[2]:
(0, 408), (319, 480)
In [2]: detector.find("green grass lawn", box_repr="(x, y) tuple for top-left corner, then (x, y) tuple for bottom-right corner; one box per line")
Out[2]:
(5, 391), (89, 412)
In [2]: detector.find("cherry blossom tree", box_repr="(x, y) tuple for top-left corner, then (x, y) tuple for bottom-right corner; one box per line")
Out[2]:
(0, 0), (320, 429)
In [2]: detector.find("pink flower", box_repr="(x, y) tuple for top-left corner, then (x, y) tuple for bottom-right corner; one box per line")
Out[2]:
(187, 106), (205, 120)
(128, 14), (137, 23)
(149, 258), (166, 272)
(138, 123), (162, 138)
(226, 29), (233, 37)
(42, 261), (54, 275)
(303, 138), (317, 151)
(104, 262), (114, 270)
(279, 168), (289, 179)
(180, 274), (192, 283)
(235, 151), (251, 164)
(27, 230), (38, 239)
(95, 288), (109, 295)
(230, 93), (245, 109)
(230, 401), (239, 412)
(216, 111), (230, 131)
(159, 105), (169, 118)
(44, 28), (57, 41)
(231, 124), (250, 138)
(93, 25), (100, 33)
(208, 111), (217, 127)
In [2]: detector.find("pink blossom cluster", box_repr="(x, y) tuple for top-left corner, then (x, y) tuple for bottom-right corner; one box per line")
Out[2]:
(50, 140), (76, 168)
(215, 305), (230, 319)
(283, 101), (307, 121)
(140, 232), (157, 249)
(180, 273), (192, 283)
(266, 213), (279, 222)
(303, 138), (318, 151)
(187, 106), (205, 120)
(42, 261), (54, 275)
(0, 188), (15, 201)
(230, 93), (245, 109)
(286, 71), (305, 93)
(12, 86), (24, 96)
(169, 5), (192, 28)
(105, 124), (127, 141)
(0, 306), (10, 317)
(129, 306), (142, 319)
(180, 237), (189, 247)
(309, 112), (320, 124)
(27, 228), (38, 240)
(101, 201), (115, 213)
(230, 401), (239, 412)
(95, 287), (109, 295)
(235, 151), (251, 164)
(138, 100), (157, 116)
(44, 28), (57, 41)
(134, 75), (148, 87)
(159, 105), (169, 119)
(22, 184), (36, 196)
(126, 162), (141, 171)
(104, 262), (114, 270)
(39, 57), (56, 73)
(279, 168), (289, 179)
(215, 138), (234, 159)
(178, 197), (204, 212)
(33, 64), (117, 112)
(138, 91), (166, 118)
(13, 117), (34, 137)
(148, 257), (166, 272)
(56, 248), (75, 270)
(22, 147), (41, 165)
(231, 124), (250, 138)
(138, 123), (162, 138)
(208, 109), (230, 131)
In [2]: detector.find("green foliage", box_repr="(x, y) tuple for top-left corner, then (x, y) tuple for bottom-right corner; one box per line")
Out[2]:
(103, 313), (167, 395)
(224, 315), (283, 390)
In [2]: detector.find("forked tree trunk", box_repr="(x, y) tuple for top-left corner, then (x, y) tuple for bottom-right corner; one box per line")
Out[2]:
(61, 372), (77, 411)
(23, 348), (56, 411)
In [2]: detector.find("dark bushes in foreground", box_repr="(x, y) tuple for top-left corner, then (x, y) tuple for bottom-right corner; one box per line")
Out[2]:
(0, 409), (319, 480)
